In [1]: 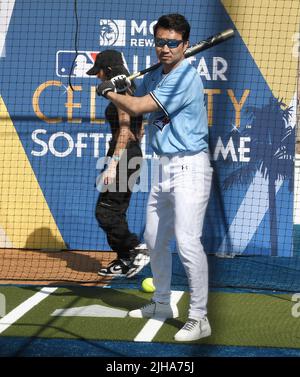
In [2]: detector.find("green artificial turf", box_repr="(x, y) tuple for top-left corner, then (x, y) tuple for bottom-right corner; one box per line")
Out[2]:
(1, 286), (299, 349)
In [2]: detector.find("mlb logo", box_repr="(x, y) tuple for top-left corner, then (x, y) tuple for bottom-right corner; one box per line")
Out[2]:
(56, 51), (98, 77)
(99, 19), (126, 46)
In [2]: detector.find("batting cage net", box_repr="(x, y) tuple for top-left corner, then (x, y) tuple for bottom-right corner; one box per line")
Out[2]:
(0, 0), (300, 290)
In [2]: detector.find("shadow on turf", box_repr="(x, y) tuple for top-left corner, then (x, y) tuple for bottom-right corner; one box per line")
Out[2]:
(37, 285), (184, 320)
(10, 285), (183, 356)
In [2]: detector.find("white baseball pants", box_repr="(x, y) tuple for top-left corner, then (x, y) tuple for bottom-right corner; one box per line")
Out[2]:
(144, 150), (213, 320)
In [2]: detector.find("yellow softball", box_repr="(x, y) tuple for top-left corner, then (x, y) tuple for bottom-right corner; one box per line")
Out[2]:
(141, 277), (156, 293)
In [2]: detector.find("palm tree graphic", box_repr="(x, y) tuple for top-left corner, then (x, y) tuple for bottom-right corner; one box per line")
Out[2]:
(223, 97), (294, 256)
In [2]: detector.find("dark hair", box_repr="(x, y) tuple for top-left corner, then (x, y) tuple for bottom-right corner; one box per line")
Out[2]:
(153, 14), (190, 41)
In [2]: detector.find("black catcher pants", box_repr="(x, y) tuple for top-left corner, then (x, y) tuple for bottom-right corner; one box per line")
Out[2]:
(95, 141), (143, 259)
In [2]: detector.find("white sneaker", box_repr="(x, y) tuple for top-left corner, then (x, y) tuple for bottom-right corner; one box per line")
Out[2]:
(128, 301), (179, 319)
(126, 247), (150, 278)
(174, 317), (211, 342)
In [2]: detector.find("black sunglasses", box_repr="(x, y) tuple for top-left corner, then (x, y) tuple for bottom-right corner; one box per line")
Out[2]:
(154, 38), (184, 48)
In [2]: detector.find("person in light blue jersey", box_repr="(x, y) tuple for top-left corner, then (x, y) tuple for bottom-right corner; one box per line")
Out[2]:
(136, 57), (208, 155)
(96, 13), (213, 342)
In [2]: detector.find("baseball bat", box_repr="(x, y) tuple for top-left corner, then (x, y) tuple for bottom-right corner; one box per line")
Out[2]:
(127, 28), (235, 81)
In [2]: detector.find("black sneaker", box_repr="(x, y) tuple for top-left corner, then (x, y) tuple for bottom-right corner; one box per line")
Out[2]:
(98, 258), (131, 277)
(126, 246), (150, 278)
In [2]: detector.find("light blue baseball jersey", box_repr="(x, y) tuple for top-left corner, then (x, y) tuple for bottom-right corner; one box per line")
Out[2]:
(135, 59), (208, 156)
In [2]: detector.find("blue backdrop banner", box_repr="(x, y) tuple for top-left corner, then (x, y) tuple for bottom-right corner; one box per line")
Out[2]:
(0, 0), (297, 257)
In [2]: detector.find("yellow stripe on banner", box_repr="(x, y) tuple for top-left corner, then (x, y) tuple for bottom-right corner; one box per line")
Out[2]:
(221, 0), (300, 105)
(0, 95), (66, 250)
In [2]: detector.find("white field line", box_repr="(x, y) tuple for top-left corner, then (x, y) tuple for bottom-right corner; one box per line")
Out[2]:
(134, 290), (184, 342)
(0, 286), (57, 334)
